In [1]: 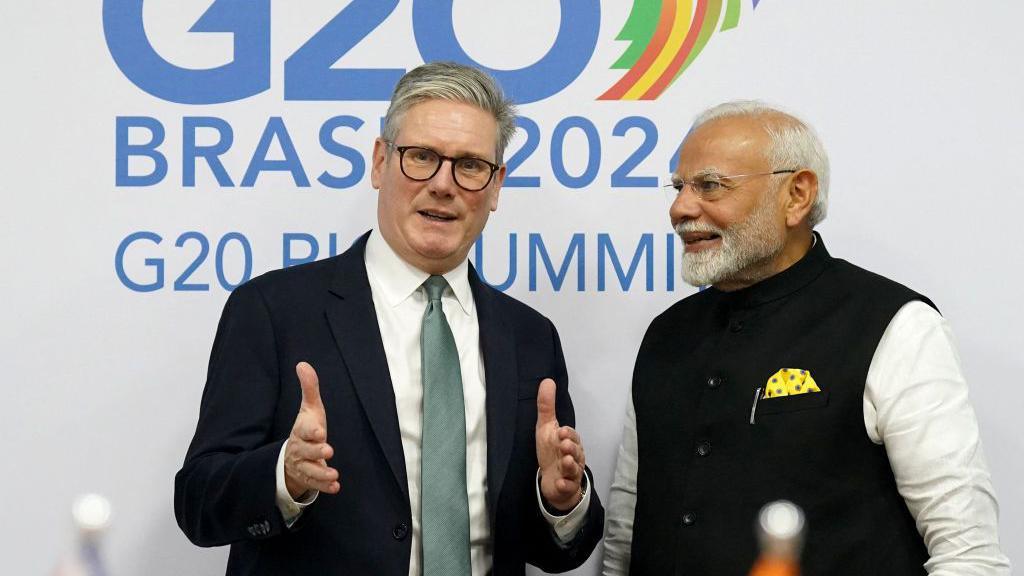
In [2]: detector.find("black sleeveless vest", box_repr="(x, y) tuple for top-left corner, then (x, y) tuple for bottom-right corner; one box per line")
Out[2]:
(630, 235), (933, 576)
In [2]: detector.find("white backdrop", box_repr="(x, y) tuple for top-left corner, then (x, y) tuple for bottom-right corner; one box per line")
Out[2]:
(2, 1), (1021, 574)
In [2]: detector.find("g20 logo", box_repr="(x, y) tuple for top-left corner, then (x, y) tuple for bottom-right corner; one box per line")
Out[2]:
(102, 0), (601, 104)
(103, 0), (765, 104)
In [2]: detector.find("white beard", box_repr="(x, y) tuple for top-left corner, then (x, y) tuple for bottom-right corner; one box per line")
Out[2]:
(677, 194), (786, 288)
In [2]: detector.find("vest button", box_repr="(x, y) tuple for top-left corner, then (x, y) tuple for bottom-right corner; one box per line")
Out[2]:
(728, 321), (744, 333)
(681, 512), (697, 526)
(695, 440), (712, 457)
(707, 376), (723, 389)
(392, 522), (409, 540)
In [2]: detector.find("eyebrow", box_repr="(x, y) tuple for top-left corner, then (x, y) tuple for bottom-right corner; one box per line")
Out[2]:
(403, 143), (494, 162)
(671, 167), (723, 183)
(692, 167), (723, 179)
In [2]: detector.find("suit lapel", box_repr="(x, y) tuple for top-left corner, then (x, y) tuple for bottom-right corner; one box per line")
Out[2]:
(471, 266), (519, 527)
(325, 233), (409, 500)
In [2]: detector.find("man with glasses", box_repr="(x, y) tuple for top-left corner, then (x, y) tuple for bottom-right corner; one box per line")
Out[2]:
(602, 101), (1009, 575)
(175, 62), (603, 576)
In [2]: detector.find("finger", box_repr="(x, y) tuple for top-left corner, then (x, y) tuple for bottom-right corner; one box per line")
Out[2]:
(293, 460), (340, 484)
(301, 476), (341, 495)
(559, 454), (582, 480)
(536, 378), (558, 429)
(559, 438), (582, 461)
(288, 438), (333, 461)
(296, 362), (324, 413)
(286, 463), (340, 495)
(284, 460), (340, 495)
(554, 476), (581, 495)
(557, 426), (580, 445)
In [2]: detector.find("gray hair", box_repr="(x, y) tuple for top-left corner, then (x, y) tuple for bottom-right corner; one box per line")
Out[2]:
(692, 100), (830, 228)
(381, 62), (517, 164)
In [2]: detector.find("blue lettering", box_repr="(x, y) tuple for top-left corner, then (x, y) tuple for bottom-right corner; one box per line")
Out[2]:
(103, 0), (270, 104)
(215, 233), (253, 290)
(115, 231), (164, 292)
(283, 233), (319, 267)
(473, 233), (517, 291)
(173, 232), (211, 291)
(241, 117), (310, 187)
(328, 233), (343, 257)
(597, 233), (654, 291)
(551, 116), (600, 189)
(504, 117), (541, 188)
(183, 117), (235, 187)
(611, 116), (659, 188)
(529, 233), (585, 291)
(116, 116), (167, 187)
(412, 0), (600, 104)
(285, 0), (402, 101)
(318, 116), (366, 189)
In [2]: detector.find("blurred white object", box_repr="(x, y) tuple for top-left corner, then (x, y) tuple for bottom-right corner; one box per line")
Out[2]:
(52, 494), (112, 576)
(72, 494), (112, 535)
(755, 500), (805, 562)
(747, 500), (807, 576)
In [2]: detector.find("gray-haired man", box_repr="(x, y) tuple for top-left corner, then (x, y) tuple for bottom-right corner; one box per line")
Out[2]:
(603, 101), (1009, 575)
(175, 62), (603, 576)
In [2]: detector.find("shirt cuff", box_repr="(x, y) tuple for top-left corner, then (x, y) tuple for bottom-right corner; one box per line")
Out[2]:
(535, 468), (591, 545)
(275, 439), (318, 528)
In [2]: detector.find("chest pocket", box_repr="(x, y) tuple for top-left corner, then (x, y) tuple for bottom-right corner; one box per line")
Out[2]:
(758, 390), (830, 416)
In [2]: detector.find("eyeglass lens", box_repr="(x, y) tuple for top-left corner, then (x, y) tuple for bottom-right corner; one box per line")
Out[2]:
(400, 147), (494, 191)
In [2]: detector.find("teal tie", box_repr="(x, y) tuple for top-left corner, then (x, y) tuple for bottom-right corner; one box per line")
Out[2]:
(420, 275), (471, 575)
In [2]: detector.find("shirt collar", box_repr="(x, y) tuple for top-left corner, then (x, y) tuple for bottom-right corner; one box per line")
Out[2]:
(364, 230), (474, 316)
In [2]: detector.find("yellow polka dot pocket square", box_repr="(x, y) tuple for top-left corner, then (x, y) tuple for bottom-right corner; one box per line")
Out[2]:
(763, 368), (821, 398)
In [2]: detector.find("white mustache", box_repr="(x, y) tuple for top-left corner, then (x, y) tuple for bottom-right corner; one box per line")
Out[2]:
(674, 221), (726, 236)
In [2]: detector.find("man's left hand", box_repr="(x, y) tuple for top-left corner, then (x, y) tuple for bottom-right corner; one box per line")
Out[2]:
(535, 378), (586, 512)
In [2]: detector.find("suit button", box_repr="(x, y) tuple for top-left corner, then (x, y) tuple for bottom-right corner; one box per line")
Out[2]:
(392, 522), (409, 540)
(729, 321), (744, 333)
(695, 440), (711, 457)
(707, 376), (723, 389)
(682, 512), (697, 526)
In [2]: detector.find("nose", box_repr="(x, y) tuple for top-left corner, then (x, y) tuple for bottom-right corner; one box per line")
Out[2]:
(427, 158), (458, 197)
(669, 183), (702, 226)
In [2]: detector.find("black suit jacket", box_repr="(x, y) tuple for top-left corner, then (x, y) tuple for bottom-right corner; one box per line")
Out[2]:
(174, 232), (604, 575)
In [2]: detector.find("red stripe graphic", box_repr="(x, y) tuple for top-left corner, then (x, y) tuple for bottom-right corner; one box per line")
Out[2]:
(598, 0), (677, 100)
(642, 0), (709, 99)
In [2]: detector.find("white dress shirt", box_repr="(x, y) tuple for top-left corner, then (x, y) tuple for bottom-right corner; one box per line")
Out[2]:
(602, 301), (1011, 575)
(274, 231), (589, 576)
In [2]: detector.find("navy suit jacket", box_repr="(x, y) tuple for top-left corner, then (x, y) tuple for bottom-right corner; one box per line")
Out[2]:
(174, 232), (604, 575)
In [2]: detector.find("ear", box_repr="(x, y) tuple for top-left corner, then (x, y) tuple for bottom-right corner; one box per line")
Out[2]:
(784, 169), (818, 228)
(488, 164), (506, 212)
(370, 138), (388, 190)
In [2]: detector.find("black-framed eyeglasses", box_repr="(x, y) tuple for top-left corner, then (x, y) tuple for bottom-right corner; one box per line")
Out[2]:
(385, 141), (501, 192)
(665, 169), (797, 201)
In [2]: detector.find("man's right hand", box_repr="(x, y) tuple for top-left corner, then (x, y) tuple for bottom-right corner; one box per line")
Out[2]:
(284, 362), (340, 499)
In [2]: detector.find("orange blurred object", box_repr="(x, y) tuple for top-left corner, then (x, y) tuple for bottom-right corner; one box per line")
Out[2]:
(749, 557), (799, 576)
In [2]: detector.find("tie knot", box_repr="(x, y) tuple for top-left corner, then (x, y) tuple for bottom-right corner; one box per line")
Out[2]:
(423, 275), (447, 302)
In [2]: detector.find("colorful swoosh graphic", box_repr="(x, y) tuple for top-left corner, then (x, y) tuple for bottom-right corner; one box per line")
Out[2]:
(599, 0), (763, 100)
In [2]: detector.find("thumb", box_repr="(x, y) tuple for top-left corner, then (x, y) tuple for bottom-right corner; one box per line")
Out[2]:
(536, 378), (558, 428)
(296, 361), (324, 413)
